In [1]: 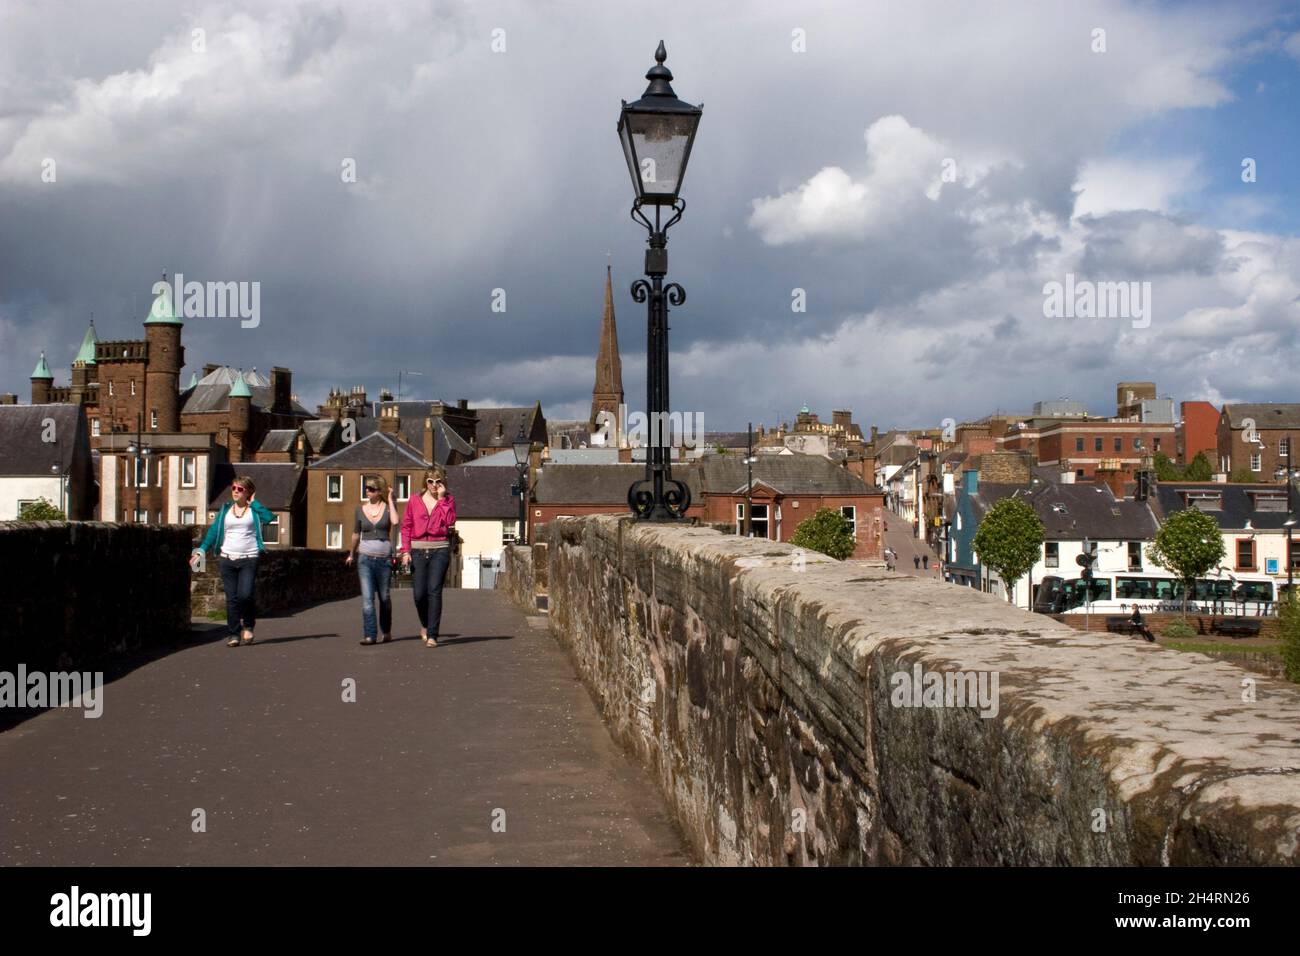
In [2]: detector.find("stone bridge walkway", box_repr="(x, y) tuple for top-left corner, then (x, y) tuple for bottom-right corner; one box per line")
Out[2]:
(0, 591), (689, 866)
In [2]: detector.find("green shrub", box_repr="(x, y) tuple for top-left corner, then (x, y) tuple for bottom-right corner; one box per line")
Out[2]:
(790, 508), (856, 561)
(18, 498), (65, 520)
(1161, 619), (1197, 640)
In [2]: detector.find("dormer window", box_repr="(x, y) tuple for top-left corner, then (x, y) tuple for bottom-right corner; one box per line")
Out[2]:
(1184, 491), (1221, 511)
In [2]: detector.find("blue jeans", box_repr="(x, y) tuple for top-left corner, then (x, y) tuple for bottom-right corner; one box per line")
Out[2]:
(357, 554), (393, 639)
(411, 548), (451, 637)
(218, 555), (260, 637)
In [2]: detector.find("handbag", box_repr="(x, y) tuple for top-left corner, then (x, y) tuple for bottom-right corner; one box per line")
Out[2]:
(447, 526), (461, 555)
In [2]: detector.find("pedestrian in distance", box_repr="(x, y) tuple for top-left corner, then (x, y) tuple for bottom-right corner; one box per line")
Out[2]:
(913, 555), (921, 570)
(922, 555), (929, 570)
(400, 466), (457, 647)
(347, 476), (398, 646)
(191, 475), (276, 647)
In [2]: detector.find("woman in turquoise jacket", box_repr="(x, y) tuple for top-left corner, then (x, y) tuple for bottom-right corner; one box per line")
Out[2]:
(192, 475), (276, 647)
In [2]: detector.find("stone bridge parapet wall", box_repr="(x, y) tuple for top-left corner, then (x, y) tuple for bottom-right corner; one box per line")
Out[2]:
(524, 514), (1300, 866)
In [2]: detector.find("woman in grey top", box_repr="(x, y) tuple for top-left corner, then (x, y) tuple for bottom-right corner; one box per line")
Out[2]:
(346, 476), (398, 645)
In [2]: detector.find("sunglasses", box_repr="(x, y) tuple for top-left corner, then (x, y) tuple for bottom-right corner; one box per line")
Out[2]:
(232, 485), (246, 493)
(426, 478), (442, 485)
(365, 486), (378, 493)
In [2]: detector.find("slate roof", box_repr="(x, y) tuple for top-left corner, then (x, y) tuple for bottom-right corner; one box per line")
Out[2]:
(1028, 482), (1158, 540)
(182, 366), (312, 417)
(1152, 481), (1300, 531)
(1222, 404), (1300, 429)
(301, 420), (338, 454)
(949, 479), (1158, 540)
(208, 463), (304, 511)
(697, 454), (874, 496)
(475, 405), (543, 452)
(534, 463), (701, 505)
(308, 431), (430, 471)
(257, 429), (298, 454)
(0, 404), (84, 475)
(442, 464), (517, 518)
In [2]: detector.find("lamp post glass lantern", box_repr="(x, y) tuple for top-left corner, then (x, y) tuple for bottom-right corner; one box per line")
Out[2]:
(619, 40), (702, 521)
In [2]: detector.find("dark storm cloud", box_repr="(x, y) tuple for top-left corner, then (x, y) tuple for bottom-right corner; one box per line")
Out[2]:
(0, 0), (1292, 431)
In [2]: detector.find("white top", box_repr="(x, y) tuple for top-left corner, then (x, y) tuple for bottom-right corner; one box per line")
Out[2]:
(220, 506), (258, 558)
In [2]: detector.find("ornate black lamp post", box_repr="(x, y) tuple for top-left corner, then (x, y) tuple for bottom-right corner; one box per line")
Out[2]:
(512, 425), (531, 545)
(618, 41), (702, 521)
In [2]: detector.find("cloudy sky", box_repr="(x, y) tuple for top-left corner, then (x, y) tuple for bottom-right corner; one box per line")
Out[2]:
(2, 0), (1298, 433)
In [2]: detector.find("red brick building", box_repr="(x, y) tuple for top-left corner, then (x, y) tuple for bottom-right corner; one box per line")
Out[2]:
(1001, 419), (1174, 479)
(1179, 400), (1219, 465)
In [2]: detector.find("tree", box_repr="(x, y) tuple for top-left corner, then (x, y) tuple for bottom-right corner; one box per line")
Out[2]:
(1183, 452), (1213, 482)
(1152, 452), (1183, 481)
(1229, 468), (1256, 483)
(1278, 590), (1300, 684)
(971, 498), (1044, 604)
(1146, 508), (1225, 618)
(790, 507), (856, 560)
(18, 497), (64, 520)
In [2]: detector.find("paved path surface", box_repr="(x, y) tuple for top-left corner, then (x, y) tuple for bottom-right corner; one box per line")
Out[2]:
(882, 510), (944, 578)
(0, 591), (690, 866)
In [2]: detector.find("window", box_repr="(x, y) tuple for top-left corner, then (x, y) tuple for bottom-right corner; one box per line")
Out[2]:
(1076, 469), (1084, 478)
(1254, 495), (1287, 512)
(1114, 437), (1122, 452)
(134, 509), (148, 524)
(327, 474), (342, 501)
(1128, 541), (1142, 571)
(1045, 542), (1059, 568)
(1221, 455), (1230, 472)
(1291, 540), (1300, 571)
(1250, 453), (1261, 471)
(1186, 492), (1221, 511)
(91, 419), (100, 437)
(1236, 538), (1255, 570)
(108, 381), (114, 396)
(150, 409), (158, 429)
(395, 475), (410, 500)
(135, 457), (148, 486)
(1153, 437), (1161, 451)
(1282, 438), (1291, 457)
(1075, 438), (1084, 452)
(263, 517), (280, 544)
(181, 456), (196, 488)
(326, 523), (343, 549)
(736, 503), (769, 537)
(180, 508), (196, 525)
(130, 380), (136, 396)
(360, 475), (376, 501)
(840, 505), (856, 537)
(502, 519), (519, 546)
(1094, 437), (1103, 452)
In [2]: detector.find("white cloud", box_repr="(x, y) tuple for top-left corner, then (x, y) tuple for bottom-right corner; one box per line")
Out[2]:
(1072, 157), (1202, 218)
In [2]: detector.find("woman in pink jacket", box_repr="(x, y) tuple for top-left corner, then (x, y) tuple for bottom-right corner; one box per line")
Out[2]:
(400, 466), (457, 647)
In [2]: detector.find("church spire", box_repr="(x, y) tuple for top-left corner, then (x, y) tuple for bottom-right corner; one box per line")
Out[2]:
(590, 263), (624, 434)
